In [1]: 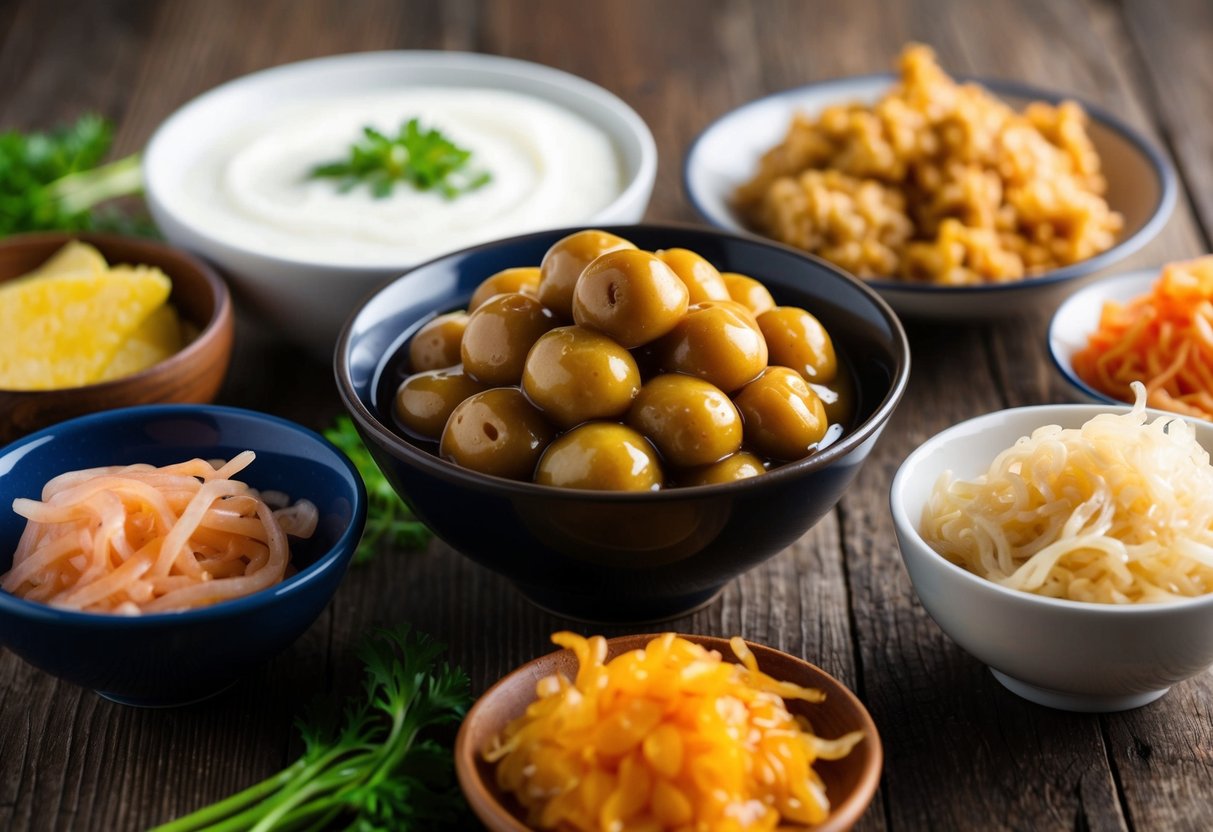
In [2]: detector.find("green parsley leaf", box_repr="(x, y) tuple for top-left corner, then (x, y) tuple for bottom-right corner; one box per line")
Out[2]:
(0, 115), (150, 237)
(324, 416), (432, 564)
(308, 118), (491, 200)
(150, 625), (472, 832)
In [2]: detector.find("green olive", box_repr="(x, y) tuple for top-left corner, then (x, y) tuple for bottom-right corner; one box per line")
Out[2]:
(572, 249), (689, 348)
(460, 293), (556, 386)
(721, 272), (776, 316)
(534, 423), (663, 491)
(469, 267), (541, 312)
(440, 387), (555, 480)
(538, 230), (636, 318)
(627, 374), (742, 467)
(408, 311), (469, 372)
(655, 301), (768, 392)
(656, 248), (730, 304)
(733, 366), (828, 460)
(522, 326), (641, 428)
(681, 452), (767, 486)
(757, 307), (837, 384)
(394, 367), (486, 439)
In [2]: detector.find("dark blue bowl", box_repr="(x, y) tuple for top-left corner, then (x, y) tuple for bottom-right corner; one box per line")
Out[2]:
(0, 405), (366, 706)
(336, 225), (909, 622)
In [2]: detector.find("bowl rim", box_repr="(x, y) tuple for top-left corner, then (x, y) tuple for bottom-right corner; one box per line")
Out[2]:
(1047, 266), (1160, 408)
(0, 231), (233, 395)
(890, 400), (1213, 613)
(143, 49), (658, 273)
(334, 221), (911, 502)
(683, 72), (1178, 295)
(454, 633), (883, 832)
(0, 403), (367, 626)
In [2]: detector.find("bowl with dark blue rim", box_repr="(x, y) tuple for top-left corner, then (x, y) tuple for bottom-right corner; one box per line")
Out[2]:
(684, 74), (1177, 322)
(0, 404), (366, 707)
(336, 223), (909, 623)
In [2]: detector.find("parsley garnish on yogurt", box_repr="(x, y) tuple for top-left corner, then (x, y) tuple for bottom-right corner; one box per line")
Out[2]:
(309, 117), (491, 200)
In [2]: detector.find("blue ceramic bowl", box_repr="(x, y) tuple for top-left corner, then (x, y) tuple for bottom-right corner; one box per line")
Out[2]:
(336, 225), (909, 622)
(0, 405), (366, 706)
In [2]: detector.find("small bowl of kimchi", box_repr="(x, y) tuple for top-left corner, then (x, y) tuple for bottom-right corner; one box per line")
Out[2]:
(0, 404), (366, 706)
(1049, 258), (1213, 421)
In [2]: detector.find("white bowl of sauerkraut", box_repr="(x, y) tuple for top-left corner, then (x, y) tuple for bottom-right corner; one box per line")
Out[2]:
(890, 388), (1213, 712)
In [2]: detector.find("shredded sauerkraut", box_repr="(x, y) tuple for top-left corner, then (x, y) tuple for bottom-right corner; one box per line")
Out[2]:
(921, 383), (1213, 603)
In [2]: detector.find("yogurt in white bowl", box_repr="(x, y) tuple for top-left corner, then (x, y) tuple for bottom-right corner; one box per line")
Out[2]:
(145, 52), (657, 354)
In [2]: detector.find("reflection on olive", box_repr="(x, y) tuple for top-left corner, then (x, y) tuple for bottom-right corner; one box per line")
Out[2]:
(460, 292), (556, 386)
(656, 301), (768, 392)
(469, 267), (541, 312)
(394, 367), (486, 439)
(627, 374), (742, 467)
(572, 249), (690, 348)
(440, 387), (555, 480)
(656, 248), (730, 304)
(538, 230), (636, 318)
(758, 306), (837, 384)
(682, 451), (767, 486)
(522, 326), (641, 428)
(810, 365), (855, 427)
(534, 423), (663, 491)
(408, 311), (469, 372)
(721, 272), (776, 316)
(734, 366), (828, 460)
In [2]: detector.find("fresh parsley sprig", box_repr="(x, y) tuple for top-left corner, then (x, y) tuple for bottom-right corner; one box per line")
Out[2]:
(309, 118), (491, 200)
(0, 114), (149, 237)
(151, 626), (472, 832)
(324, 416), (432, 564)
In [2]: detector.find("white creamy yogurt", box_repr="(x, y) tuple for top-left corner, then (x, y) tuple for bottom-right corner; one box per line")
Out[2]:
(179, 88), (624, 265)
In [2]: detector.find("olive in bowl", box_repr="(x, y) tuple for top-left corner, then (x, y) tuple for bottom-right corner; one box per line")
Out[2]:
(336, 225), (908, 622)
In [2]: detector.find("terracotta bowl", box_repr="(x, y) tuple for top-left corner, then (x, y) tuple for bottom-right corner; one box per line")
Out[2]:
(0, 232), (233, 443)
(455, 634), (883, 832)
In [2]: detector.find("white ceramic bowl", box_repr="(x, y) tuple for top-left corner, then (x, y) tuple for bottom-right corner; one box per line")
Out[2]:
(891, 402), (1213, 712)
(685, 75), (1176, 322)
(1049, 268), (1156, 406)
(145, 51), (657, 355)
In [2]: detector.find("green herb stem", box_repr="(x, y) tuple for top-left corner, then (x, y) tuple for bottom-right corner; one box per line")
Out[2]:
(50, 152), (143, 215)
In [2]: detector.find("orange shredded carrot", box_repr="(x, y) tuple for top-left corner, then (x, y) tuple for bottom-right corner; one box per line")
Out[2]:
(1073, 257), (1213, 420)
(1, 453), (317, 614)
(484, 632), (865, 832)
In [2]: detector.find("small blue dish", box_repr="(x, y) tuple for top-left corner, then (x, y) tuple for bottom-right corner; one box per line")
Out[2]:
(336, 224), (909, 622)
(684, 74), (1177, 322)
(0, 405), (366, 707)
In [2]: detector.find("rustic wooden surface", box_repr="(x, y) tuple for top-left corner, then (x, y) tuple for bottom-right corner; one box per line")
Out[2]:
(1, 0), (1211, 829)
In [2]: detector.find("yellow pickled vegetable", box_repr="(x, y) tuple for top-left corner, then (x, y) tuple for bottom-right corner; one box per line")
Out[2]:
(30, 239), (109, 278)
(485, 633), (865, 832)
(95, 302), (183, 382)
(0, 243), (181, 390)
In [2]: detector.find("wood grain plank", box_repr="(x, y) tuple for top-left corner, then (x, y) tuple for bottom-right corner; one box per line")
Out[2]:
(1122, 0), (1213, 246)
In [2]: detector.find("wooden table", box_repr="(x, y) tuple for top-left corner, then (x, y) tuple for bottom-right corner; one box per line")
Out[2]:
(2, 1), (1211, 829)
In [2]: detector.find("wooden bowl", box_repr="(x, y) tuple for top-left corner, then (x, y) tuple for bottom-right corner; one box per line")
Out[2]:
(0, 232), (233, 443)
(455, 634), (883, 832)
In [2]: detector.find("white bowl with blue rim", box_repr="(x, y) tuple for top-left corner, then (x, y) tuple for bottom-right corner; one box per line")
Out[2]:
(1048, 267), (1157, 406)
(684, 75), (1176, 322)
